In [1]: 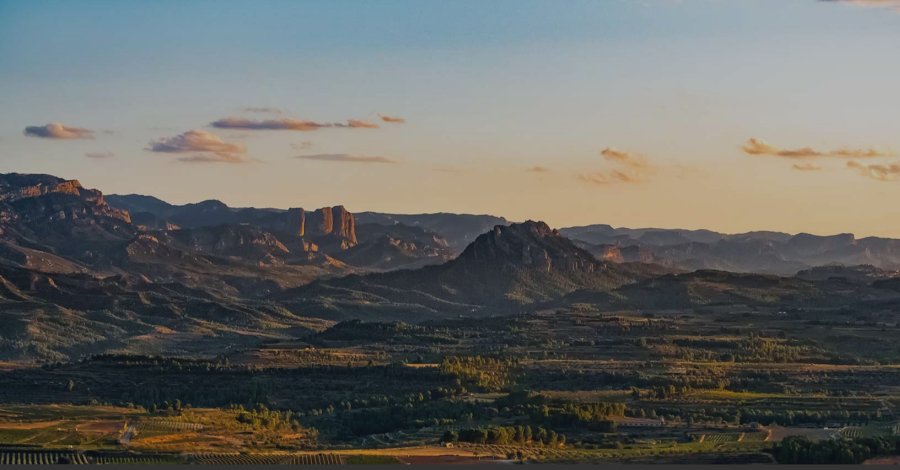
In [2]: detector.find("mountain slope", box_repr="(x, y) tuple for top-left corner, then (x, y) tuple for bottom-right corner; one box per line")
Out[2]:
(354, 212), (509, 254)
(279, 221), (671, 320)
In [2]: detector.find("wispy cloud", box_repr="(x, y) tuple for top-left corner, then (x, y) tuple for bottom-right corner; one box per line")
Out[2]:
(601, 147), (651, 169)
(147, 130), (247, 163)
(527, 166), (551, 173)
(847, 161), (900, 181)
(741, 138), (893, 159)
(85, 151), (114, 159)
(211, 117), (379, 131)
(580, 148), (655, 185)
(578, 170), (641, 185)
(294, 153), (397, 164)
(379, 114), (406, 124)
(24, 123), (94, 139)
(792, 163), (822, 171)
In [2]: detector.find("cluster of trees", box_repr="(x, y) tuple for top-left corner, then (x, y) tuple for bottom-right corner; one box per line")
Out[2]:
(148, 399), (185, 413)
(640, 334), (807, 363)
(740, 408), (883, 427)
(14, 356), (457, 414)
(333, 398), (486, 437)
(233, 403), (305, 433)
(646, 405), (884, 427)
(773, 436), (900, 464)
(529, 403), (624, 432)
(443, 425), (566, 448)
(299, 386), (463, 420)
(737, 336), (805, 363)
(316, 320), (460, 346)
(493, 391), (623, 432)
(521, 368), (733, 394)
(440, 356), (514, 392)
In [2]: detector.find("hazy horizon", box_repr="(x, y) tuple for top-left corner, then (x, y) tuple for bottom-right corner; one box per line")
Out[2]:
(3, 0), (900, 237)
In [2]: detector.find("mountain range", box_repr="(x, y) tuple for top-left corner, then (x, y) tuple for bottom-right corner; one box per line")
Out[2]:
(561, 224), (900, 275)
(1, 171), (899, 362)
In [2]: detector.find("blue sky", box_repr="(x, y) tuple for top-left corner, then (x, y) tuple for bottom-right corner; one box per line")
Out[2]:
(2, 0), (900, 235)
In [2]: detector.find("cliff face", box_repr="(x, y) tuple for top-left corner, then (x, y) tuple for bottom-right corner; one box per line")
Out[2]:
(0, 173), (133, 242)
(284, 206), (357, 247)
(106, 194), (359, 254)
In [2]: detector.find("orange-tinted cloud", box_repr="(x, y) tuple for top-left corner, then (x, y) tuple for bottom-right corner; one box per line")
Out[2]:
(24, 123), (94, 139)
(147, 130), (247, 163)
(211, 117), (379, 131)
(578, 170), (640, 185)
(601, 147), (651, 169)
(847, 161), (900, 181)
(344, 119), (379, 129)
(294, 153), (397, 164)
(792, 163), (822, 171)
(527, 166), (551, 173)
(379, 114), (406, 124)
(580, 148), (654, 185)
(741, 138), (893, 159)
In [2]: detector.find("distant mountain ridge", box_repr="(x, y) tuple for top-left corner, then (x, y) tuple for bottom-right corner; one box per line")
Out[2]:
(107, 195), (500, 268)
(561, 224), (900, 275)
(354, 212), (509, 253)
(109, 192), (900, 275)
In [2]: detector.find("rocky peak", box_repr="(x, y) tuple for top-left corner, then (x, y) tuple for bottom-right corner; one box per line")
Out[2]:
(319, 206), (357, 244)
(282, 206), (357, 249)
(787, 232), (857, 256)
(457, 220), (603, 272)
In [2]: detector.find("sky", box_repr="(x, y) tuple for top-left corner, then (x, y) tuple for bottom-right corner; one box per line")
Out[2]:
(2, 0), (900, 237)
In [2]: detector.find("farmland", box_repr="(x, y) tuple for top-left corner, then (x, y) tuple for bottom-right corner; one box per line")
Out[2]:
(0, 304), (899, 464)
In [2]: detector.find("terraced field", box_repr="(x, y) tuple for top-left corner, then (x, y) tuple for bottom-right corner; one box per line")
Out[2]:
(0, 450), (348, 465)
(0, 451), (90, 465)
(840, 424), (896, 439)
(91, 454), (180, 465)
(453, 432), (772, 463)
(692, 431), (768, 444)
(195, 453), (344, 464)
(134, 418), (204, 437)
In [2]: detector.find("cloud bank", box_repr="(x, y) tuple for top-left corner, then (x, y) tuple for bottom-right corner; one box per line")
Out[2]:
(24, 123), (95, 139)
(741, 138), (893, 159)
(211, 117), (379, 131)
